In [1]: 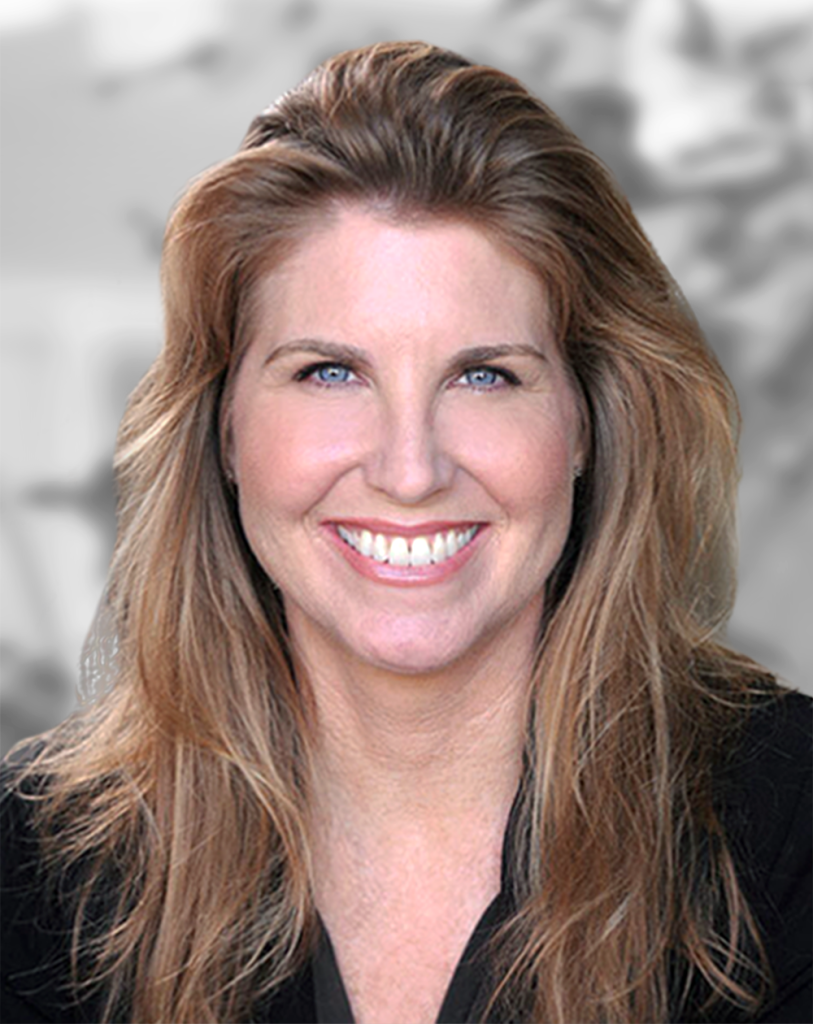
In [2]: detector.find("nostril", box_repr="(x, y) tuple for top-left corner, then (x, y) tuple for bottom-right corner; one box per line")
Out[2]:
(364, 417), (454, 503)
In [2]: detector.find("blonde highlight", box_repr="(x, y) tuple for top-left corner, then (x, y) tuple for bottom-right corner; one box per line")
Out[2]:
(9, 41), (773, 1023)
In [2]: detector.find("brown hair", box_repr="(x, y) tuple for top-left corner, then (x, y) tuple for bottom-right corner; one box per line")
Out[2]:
(12, 41), (772, 1022)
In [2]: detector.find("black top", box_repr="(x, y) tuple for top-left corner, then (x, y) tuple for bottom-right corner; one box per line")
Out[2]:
(2, 691), (811, 1023)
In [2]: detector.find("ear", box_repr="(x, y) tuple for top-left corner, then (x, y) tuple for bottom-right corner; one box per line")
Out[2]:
(572, 385), (590, 479)
(219, 401), (237, 487)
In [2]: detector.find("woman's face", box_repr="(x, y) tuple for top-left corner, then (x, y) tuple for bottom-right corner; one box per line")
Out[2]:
(229, 206), (584, 677)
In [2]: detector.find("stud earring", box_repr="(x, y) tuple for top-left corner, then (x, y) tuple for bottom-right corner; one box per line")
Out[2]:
(573, 465), (583, 479)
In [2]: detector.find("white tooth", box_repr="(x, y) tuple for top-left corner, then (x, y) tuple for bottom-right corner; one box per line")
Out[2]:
(445, 529), (459, 557)
(410, 536), (432, 566)
(359, 529), (374, 557)
(389, 536), (410, 566)
(337, 525), (353, 546)
(373, 533), (389, 561)
(431, 532), (447, 563)
(457, 526), (476, 548)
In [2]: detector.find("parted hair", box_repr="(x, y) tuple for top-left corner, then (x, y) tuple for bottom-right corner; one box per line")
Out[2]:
(12, 41), (773, 1023)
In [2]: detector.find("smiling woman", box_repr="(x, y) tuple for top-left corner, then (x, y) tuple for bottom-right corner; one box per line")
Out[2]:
(1, 41), (810, 1024)
(227, 212), (582, 678)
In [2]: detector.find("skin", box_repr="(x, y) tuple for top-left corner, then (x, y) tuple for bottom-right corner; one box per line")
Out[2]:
(228, 204), (585, 1023)
(229, 206), (583, 681)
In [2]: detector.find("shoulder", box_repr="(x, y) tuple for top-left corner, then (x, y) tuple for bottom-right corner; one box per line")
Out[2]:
(719, 689), (812, 1023)
(719, 688), (811, 872)
(0, 750), (101, 1024)
(1, 746), (55, 940)
(1, 750), (314, 1024)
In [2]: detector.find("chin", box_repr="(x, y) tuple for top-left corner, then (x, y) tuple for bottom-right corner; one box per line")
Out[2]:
(341, 616), (488, 678)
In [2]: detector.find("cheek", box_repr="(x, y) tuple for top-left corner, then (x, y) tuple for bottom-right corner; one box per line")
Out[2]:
(450, 403), (577, 515)
(232, 398), (367, 517)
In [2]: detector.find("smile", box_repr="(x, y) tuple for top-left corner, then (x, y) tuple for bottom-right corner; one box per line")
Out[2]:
(336, 524), (479, 566)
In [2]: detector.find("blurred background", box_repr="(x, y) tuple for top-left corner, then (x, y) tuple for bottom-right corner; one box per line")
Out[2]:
(2, 0), (812, 755)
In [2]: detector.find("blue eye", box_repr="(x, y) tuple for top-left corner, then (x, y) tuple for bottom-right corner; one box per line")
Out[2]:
(457, 366), (520, 389)
(316, 364), (352, 384)
(296, 362), (356, 386)
(464, 368), (500, 387)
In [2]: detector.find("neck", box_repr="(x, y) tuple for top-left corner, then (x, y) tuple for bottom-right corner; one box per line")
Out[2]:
(296, 624), (534, 839)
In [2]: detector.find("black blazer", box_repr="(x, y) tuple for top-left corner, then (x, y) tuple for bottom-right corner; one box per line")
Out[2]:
(2, 691), (811, 1023)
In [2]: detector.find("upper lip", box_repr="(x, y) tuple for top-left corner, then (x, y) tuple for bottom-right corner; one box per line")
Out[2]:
(327, 518), (483, 538)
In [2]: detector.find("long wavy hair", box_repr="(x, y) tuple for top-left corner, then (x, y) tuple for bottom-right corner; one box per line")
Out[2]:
(11, 41), (774, 1023)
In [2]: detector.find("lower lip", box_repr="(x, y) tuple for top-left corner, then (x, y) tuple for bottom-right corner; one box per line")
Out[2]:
(325, 525), (486, 587)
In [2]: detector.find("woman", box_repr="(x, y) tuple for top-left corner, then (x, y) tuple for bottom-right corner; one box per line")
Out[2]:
(1, 41), (810, 1024)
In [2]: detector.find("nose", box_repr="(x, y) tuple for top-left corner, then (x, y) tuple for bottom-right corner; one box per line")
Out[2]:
(364, 400), (455, 505)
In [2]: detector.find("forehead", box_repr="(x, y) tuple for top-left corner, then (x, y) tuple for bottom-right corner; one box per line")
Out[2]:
(248, 205), (553, 354)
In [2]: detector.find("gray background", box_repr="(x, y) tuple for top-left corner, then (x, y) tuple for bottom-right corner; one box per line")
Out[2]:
(2, 0), (811, 756)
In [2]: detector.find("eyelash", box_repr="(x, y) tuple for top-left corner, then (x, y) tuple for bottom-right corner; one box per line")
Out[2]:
(294, 362), (359, 387)
(294, 361), (522, 391)
(455, 366), (521, 390)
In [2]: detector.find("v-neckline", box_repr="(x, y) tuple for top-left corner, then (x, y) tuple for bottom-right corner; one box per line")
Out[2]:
(311, 782), (524, 1023)
(312, 888), (512, 1024)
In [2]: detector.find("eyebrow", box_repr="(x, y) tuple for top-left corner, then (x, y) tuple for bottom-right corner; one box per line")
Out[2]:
(264, 339), (373, 370)
(263, 339), (548, 371)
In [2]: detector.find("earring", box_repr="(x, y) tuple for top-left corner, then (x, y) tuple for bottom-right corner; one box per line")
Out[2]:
(573, 465), (583, 479)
